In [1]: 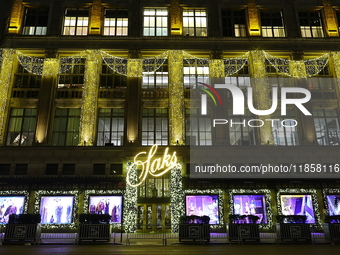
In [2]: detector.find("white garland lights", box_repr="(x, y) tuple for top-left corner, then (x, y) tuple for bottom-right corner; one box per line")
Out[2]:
(170, 166), (184, 232)
(277, 188), (321, 228)
(228, 189), (272, 230)
(3, 49), (332, 78)
(34, 190), (79, 229)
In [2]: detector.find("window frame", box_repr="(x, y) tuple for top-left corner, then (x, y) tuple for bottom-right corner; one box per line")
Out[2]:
(62, 8), (89, 36)
(22, 7), (49, 35)
(103, 8), (128, 36)
(182, 8), (207, 37)
(260, 10), (286, 37)
(298, 10), (324, 38)
(141, 108), (168, 146)
(143, 8), (168, 36)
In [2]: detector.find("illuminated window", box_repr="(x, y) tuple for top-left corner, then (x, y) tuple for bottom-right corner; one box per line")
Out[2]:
(97, 109), (124, 146)
(313, 108), (340, 145)
(224, 61), (250, 92)
(22, 8), (48, 35)
(143, 8), (168, 36)
(221, 10), (246, 37)
(186, 108), (212, 146)
(103, 9), (128, 36)
(63, 8), (89, 36)
(229, 109), (256, 146)
(183, 59), (209, 89)
(272, 109), (299, 146)
(142, 60), (168, 88)
(52, 108), (80, 146)
(299, 11), (324, 37)
(183, 9), (207, 36)
(14, 64), (42, 88)
(142, 108), (168, 146)
(261, 11), (285, 37)
(6, 108), (37, 146)
(58, 58), (85, 88)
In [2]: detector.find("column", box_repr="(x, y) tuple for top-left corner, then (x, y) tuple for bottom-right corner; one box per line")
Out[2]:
(250, 50), (274, 145)
(290, 51), (316, 145)
(78, 50), (100, 146)
(323, 0), (339, 37)
(283, 0), (300, 37)
(209, 50), (228, 145)
(89, 0), (102, 35)
(247, 0), (261, 36)
(170, 0), (182, 35)
(168, 50), (185, 145)
(8, 0), (23, 34)
(0, 49), (16, 145)
(126, 50), (142, 145)
(35, 50), (59, 145)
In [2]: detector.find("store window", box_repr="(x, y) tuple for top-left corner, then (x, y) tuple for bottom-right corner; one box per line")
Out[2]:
(143, 8), (168, 36)
(58, 58), (85, 89)
(313, 108), (340, 145)
(221, 10), (246, 37)
(103, 9), (128, 36)
(299, 11), (324, 37)
(63, 8), (89, 36)
(260, 11), (285, 37)
(6, 108), (37, 146)
(142, 60), (168, 89)
(185, 108), (212, 146)
(97, 109), (124, 146)
(182, 9), (207, 36)
(22, 8), (48, 35)
(52, 108), (80, 146)
(183, 59), (209, 89)
(142, 108), (168, 146)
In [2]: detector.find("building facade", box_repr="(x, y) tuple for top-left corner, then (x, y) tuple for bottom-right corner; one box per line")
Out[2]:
(1, 0), (340, 231)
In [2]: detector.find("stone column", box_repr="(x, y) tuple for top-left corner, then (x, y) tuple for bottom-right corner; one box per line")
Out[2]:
(78, 50), (100, 146)
(250, 50), (274, 145)
(126, 50), (142, 145)
(247, 0), (261, 36)
(283, 0), (300, 37)
(0, 49), (16, 145)
(8, 0), (23, 34)
(170, 0), (182, 35)
(290, 51), (316, 145)
(89, 0), (102, 35)
(35, 50), (59, 145)
(323, 0), (339, 37)
(168, 50), (185, 145)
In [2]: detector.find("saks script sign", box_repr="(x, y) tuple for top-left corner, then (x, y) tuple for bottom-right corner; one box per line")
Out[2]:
(126, 144), (180, 187)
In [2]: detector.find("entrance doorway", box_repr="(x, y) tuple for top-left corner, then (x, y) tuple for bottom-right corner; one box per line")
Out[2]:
(137, 204), (171, 231)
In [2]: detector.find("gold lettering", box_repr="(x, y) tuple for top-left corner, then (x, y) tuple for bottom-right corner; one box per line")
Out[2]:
(126, 144), (180, 187)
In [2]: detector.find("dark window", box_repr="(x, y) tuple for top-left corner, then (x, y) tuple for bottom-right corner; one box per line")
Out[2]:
(62, 164), (75, 175)
(22, 8), (48, 35)
(100, 62), (127, 88)
(52, 108), (80, 146)
(110, 164), (122, 174)
(46, 164), (58, 175)
(15, 164), (27, 175)
(97, 109), (124, 146)
(298, 11), (324, 37)
(14, 64), (42, 88)
(0, 164), (11, 175)
(221, 10), (246, 37)
(142, 108), (168, 146)
(93, 164), (106, 175)
(260, 11), (285, 37)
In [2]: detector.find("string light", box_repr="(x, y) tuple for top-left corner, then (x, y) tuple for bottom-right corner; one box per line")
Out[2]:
(263, 51), (329, 78)
(277, 188), (321, 228)
(17, 51), (44, 75)
(322, 188), (340, 216)
(124, 162), (138, 233)
(331, 52), (340, 88)
(78, 50), (99, 146)
(170, 166), (183, 232)
(229, 189), (272, 230)
(0, 49), (16, 145)
(168, 50), (185, 145)
(34, 190), (79, 229)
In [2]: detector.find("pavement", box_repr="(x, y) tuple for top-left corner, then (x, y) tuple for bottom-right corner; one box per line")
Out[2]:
(1, 243), (340, 255)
